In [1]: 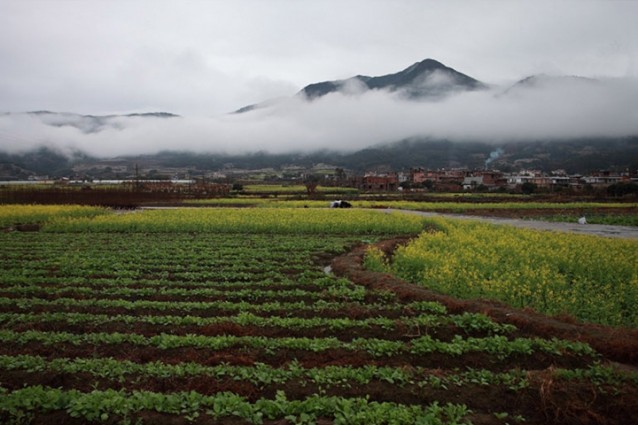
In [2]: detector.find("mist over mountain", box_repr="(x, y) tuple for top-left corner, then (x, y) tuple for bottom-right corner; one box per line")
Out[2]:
(502, 74), (600, 97)
(1, 58), (637, 170)
(236, 58), (487, 113)
(1, 111), (179, 135)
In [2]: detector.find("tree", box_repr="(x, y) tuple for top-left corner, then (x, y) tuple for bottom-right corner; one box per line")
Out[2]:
(304, 174), (320, 195)
(521, 182), (537, 194)
(607, 182), (638, 197)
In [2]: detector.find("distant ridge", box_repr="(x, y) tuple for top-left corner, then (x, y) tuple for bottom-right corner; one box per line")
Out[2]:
(24, 111), (180, 119)
(5, 111), (181, 134)
(2, 137), (636, 180)
(503, 74), (599, 95)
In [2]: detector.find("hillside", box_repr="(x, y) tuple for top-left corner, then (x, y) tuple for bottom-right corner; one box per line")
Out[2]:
(1, 57), (636, 178)
(2, 138), (636, 180)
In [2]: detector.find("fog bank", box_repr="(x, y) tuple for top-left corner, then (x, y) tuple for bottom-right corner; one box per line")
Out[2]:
(1, 76), (637, 158)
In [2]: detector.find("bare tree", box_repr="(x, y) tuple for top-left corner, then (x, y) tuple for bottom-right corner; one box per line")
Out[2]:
(304, 174), (320, 195)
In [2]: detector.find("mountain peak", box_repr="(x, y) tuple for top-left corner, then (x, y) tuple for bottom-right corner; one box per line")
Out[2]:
(234, 58), (487, 113)
(298, 58), (485, 101)
(403, 58), (446, 73)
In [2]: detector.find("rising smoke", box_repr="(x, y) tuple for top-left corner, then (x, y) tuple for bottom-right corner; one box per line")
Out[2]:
(485, 148), (504, 168)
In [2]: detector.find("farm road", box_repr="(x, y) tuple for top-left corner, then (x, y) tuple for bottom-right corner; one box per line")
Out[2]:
(388, 209), (638, 240)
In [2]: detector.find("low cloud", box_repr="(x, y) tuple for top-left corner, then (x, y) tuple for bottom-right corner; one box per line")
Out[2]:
(1, 76), (637, 158)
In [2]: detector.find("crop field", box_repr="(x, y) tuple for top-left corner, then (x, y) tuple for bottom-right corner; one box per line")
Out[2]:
(186, 198), (637, 212)
(0, 206), (637, 424)
(185, 199), (638, 226)
(0, 205), (109, 228)
(366, 217), (638, 327)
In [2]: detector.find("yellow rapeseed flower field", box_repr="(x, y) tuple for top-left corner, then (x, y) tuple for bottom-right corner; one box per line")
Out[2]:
(371, 217), (638, 327)
(44, 208), (426, 235)
(0, 205), (108, 227)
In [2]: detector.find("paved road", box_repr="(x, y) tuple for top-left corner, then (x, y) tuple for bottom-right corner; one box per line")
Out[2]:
(390, 209), (638, 240)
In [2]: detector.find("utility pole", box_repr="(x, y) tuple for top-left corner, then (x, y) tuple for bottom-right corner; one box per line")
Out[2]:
(135, 163), (141, 191)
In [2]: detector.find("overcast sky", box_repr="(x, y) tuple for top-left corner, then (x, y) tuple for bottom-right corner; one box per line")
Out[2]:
(1, 0), (637, 156)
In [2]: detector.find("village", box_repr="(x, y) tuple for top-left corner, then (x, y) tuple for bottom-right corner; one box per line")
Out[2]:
(348, 168), (638, 193)
(6, 166), (638, 197)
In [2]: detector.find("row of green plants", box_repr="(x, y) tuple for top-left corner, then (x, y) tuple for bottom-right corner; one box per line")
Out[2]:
(0, 275), (314, 288)
(0, 386), (472, 425)
(0, 354), (530, 390)
(0, 329), (597, 359)
(0, 296), (431, 316)
(0, 311), (516, 335)
(0, 276), (339, 291)
(0, 284), (368, 303)
(6, 352), (630, 395)
(3, 265), (297, 282)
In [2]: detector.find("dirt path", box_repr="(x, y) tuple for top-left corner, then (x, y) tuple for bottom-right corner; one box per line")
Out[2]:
(388, 209), (638, 239)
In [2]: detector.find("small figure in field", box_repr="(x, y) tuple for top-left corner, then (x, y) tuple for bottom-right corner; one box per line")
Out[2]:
(578, 216), (587, 225)
(330, 200), (352, 208)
